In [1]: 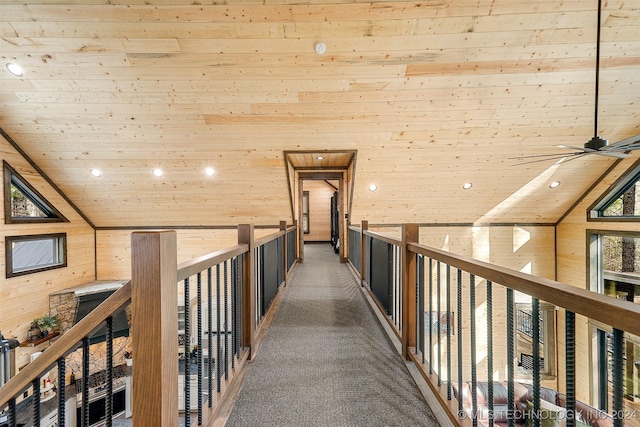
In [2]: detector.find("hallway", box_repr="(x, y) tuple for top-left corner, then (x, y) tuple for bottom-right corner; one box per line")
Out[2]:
(225, 244), (439, 427)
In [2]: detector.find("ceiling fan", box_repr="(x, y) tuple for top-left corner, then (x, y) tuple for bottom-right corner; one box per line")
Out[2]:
(513, 0), (640, 165)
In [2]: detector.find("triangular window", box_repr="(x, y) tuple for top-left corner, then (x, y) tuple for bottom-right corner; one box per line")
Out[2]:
(3, 161), (68, 224)
(589, 159), (640, 220)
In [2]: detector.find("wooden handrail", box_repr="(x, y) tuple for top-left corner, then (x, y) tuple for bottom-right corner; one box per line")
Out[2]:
(177, 243), (248, 282)
(254, 229), (286, 248)
(363, 229), (402, 246)
(0, 281), (132, 407)
(408, 242), (640, 337)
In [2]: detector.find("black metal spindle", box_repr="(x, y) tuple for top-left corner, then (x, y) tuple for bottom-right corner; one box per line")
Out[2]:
(470, 274), (477, 427)
(106, 316), (113, 427)
(32, 378), (41, 427)
(197, 271), (203, 425)
(224, 260), (229, 380)
(238, 254), (242, 349)
(457, 268), (463, 414)
(232, 257), (237, 368)
(566, 310), (576, 427)
(216, 264), (222, 393)
(506, 289), (515, 427)
(207, 267), (213, 408)
(184, 277), (191, 427)
(532, 298), (540, 427)
(428, 258), (433, 373)
(436, 261), (442, 386)
(57, 357), (66, 427)
(82, 338), (90, 427)
(419, 255), (425, 363)
(415, 255), (420, 356)
(612, 328), (624, 427)
(446, 264), (452, 401)
(487, 281), (493, 427)
(8, 398), (16, 427)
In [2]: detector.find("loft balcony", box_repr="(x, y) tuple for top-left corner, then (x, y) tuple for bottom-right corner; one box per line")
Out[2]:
(1, 223), (639, 427)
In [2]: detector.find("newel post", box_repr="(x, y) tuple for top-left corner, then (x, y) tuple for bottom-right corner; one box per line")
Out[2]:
(280, 220), (287, 286)
(360, 220), (368, 287)
(131, 231), (178, 426)
(402, 224), (419, 360)
(238, 224), (256, 359)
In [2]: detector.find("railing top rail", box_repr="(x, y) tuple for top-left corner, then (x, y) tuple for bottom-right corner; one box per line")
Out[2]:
(408, 242), (640, 337)
(0, 282), (132, 407)
(286, 225), (296, 233)
(254, 229), (286, 248)
(363, 229), (402, 246)
(177, 243), (248, 282)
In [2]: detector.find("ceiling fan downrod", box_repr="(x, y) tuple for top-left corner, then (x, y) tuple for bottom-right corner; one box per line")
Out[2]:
(590, 0), (604, 148)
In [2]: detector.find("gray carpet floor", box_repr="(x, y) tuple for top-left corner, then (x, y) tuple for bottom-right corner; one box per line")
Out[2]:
(225, 244), (439, 427)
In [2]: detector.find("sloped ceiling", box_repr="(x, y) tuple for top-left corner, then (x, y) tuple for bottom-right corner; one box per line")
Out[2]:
(1, 1), (639, 227)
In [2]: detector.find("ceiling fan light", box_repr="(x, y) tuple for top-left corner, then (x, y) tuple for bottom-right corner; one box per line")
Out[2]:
(585, 136), (608, 150)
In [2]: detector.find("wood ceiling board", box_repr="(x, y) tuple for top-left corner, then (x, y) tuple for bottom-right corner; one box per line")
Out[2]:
(1, 0), (638, 226)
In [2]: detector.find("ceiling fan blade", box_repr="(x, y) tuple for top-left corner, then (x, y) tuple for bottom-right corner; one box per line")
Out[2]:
(512, 153), (585, 166)
(607, 134), (640, 149)
(508, 152), (582, 160)
(588, 150), (629, 159)
(555, 144), (595, 152)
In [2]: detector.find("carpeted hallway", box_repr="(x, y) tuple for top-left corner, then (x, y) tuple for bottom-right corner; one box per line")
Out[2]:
(225, 244), (439, 427)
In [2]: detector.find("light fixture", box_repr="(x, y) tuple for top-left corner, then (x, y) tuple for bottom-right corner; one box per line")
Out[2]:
(462, 182), (473, 190)
(152, 168), (164, 177)
(316, 156), (324, 160)
(90, 169), (102, 177)
(368, 184), (377, 192)
(315, 42), (326, 55)
(549, 181), (561, 189)
(205, 167), (215, 176)
(6, 63), (23, 77)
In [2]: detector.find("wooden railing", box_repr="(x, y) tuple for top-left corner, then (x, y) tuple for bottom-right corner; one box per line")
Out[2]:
(0, 223), (297, 427)
(347, 222), (640, 427)
(0, 283), (132, 426)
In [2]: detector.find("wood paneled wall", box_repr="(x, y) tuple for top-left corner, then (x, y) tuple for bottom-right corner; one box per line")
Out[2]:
(555, 152), (640, 404)
(96, 227), (277, 279)
(302, 180), (335, 242)
(0, 135), (95, 369)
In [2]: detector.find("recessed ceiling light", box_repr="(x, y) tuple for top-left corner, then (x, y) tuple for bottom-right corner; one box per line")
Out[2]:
(462, 182), (473, 190)
(315, 42), (326, 55)
(549, 181), (561, 188)
(205, 167), (215, 176)
(368, 184), (377, 192)
(152, 168), (164, 177)
(316, 156), (324, 160)
(90, 169), (102, 177)
(6, 63), (23, 77)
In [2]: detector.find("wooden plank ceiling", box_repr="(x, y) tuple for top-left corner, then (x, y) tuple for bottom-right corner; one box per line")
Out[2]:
(1, 0), (639, 227)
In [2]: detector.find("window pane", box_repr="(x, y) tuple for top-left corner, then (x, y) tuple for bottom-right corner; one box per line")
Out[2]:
(6, 234), (66, 277)
(601, 178), (640, 217)
(12, 238), (61, 271)
(10, 183), (49, 218)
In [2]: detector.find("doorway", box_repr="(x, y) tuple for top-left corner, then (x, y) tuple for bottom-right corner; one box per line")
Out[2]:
(284, 150), (357, 263)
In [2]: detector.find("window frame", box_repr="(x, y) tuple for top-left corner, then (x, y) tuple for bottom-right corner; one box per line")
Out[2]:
(3, 160), (68, 224)
(5, 233), (68, 278)
(588, 158), (640, 222)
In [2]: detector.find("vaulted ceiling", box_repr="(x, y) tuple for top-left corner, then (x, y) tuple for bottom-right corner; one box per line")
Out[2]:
(1, 1), (639, 227)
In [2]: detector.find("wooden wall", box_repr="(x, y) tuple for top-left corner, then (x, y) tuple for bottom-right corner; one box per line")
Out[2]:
(555, 152), (640, 405)
(302, 180), (335, 242)
(96, 227), (278, 279)
(0, 134), (96, 369)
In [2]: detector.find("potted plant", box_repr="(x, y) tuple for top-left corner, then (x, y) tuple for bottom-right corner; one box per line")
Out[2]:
(33, 315), (58, 337)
